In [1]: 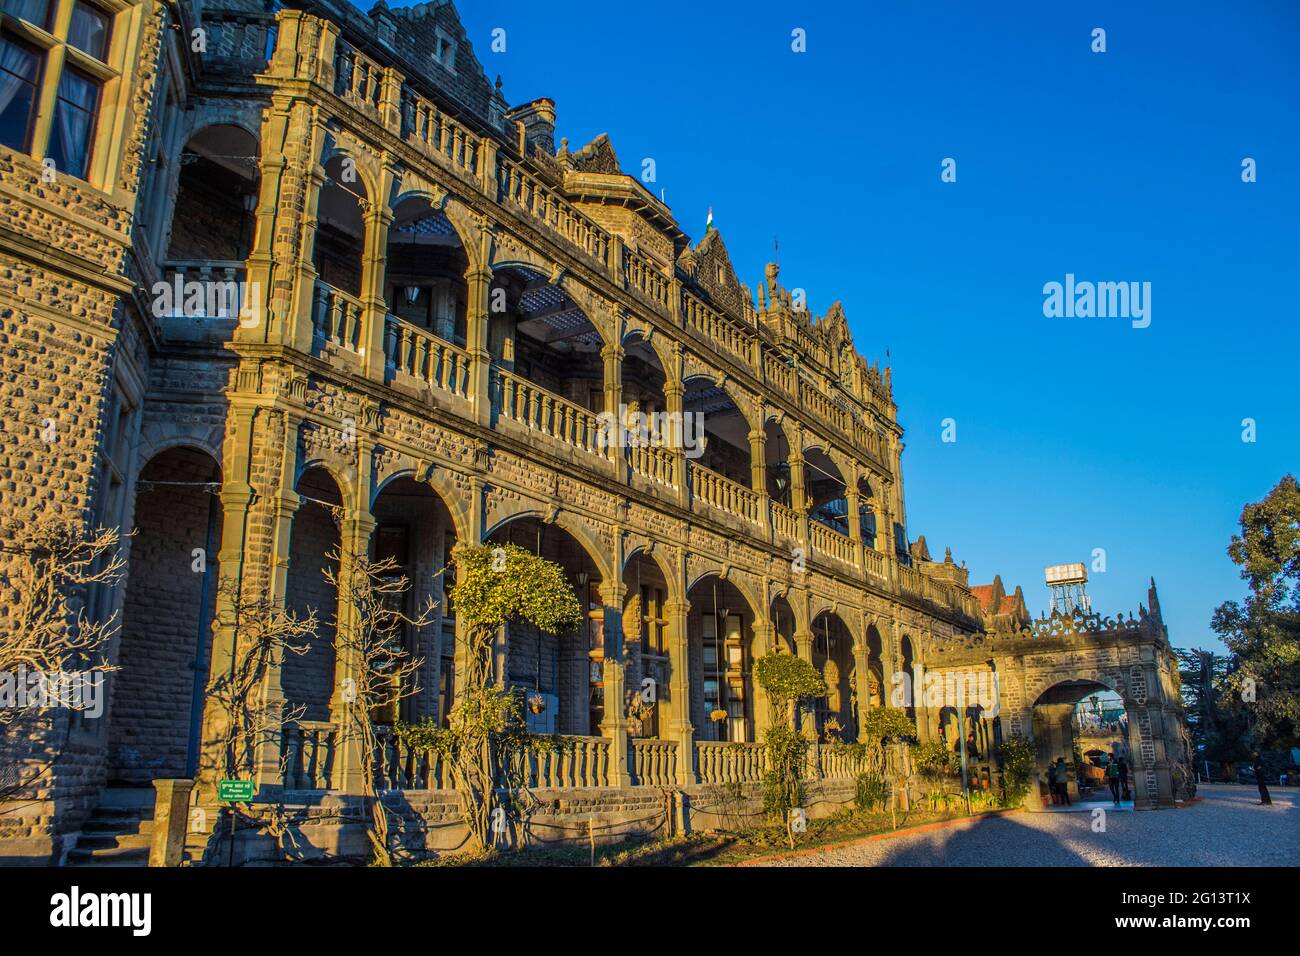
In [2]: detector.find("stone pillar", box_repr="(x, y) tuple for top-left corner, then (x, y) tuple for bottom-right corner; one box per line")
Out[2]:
(794, 626), (815, 735)
(330, 509), (378, 795)
(598, 579), (632, 787)
(602, 341), (625, 481)
(852, 640), (870, 740)
(664, 377), (688, 507)
(361, 174), (395, 381)
(149, 779), (195, 868)
(253, 438), (302, 791)
(666, 599), (695, 785)
(465, 266), (493, 426)
(290, 136), (327, 355)
(751, 620), (775, 739)
(846, 482), (863, 570)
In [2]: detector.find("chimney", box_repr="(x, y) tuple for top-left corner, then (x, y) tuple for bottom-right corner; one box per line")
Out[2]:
(506, 97), (556, 156)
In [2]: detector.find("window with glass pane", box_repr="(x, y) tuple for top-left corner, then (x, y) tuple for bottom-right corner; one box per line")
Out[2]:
(67, 1), (110, 60)
(2, 0), (51, 29)
(45, 66), (96, 178)
(0, 34), (40, 152)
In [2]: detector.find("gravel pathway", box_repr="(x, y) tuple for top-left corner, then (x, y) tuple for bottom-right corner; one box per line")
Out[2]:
(752, 785), (1299, 867)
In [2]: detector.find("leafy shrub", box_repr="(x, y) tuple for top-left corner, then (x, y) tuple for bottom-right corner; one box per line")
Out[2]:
(854, 772), (888, 811)
(996, 734), (1036, 808)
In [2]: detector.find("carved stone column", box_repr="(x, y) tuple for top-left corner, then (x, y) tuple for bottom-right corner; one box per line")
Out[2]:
(666, 599), (695, 785)
(598, 579), (632, 787)
(464, 266), (493, 426)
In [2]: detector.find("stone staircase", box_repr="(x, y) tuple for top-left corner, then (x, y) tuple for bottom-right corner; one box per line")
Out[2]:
(66, 787), (155, 867)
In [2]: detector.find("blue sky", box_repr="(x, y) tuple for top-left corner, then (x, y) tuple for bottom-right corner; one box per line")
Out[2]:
(433, 0), (1300, 649)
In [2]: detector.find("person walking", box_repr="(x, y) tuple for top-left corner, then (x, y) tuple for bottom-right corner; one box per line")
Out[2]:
(1117, 754), (1131, 802)
(1106, 755), (1122, 806)
(1053, 758), (1071, 806)
(1253, 753), (1272, 805)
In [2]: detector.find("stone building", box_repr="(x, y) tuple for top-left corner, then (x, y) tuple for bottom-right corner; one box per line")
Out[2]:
(0, 0), (1192, 863)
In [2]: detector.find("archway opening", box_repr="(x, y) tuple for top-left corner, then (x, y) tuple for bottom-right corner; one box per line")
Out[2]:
(805, 447), (848, 533)
(283, 468), (343, 726)
(384, 199), (468, 347)
(857, 476), (878, 549)
(487, 516), (603, 736)
(864, 623), (885, 709)
(686, 576), (757, 741)
(489, 265), (603, 410)
(1031, 680), (1132, 807)
(683, 378), (751, 487)
(765, 418), (794, 507)
(109, 446), (222, 783)
(770, 594), (797, 656)
(167, 124), (259, 264)
(623, 552), (673, 739)
(811, 611), (855, 742)
(369, 477), (459, 727)
(312, 155), (367, 297)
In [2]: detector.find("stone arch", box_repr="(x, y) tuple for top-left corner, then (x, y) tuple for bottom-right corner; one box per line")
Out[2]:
(319, 135), (382, 204)
(484, 507), (615, 586)
(166, 123), (261, 263)
(622, 543), (683, 606)
(133, 421), (225, 477)
(283, 466), (345, 724)
(370, 465), (470, 545)
(109, 444), (224, 784)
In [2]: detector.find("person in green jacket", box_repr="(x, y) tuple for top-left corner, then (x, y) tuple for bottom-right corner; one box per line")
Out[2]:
(1106, 754), (1122, 806)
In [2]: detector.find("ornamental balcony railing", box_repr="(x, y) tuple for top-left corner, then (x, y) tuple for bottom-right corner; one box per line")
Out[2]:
(400, 85), (482, 183)
(622, 245), (671, 311)
(810, 520), (855, 568)
(695, 741), (767, 785)
(383, 314), (471, 400)
(312, 280), (366, 357)
(627, 441), (677, 487)
(496, 156), (611, 265)
(630, 739), (678, 787)
(282, 720), (338, 790)
(682, 291), (755, 370)
(489, 366), (604, 456)
(333, 40), (383, 118)
(689, 463), (760, 524)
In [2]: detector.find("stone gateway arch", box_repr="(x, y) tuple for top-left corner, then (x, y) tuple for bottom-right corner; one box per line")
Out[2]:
(928, 579), (1193, 811)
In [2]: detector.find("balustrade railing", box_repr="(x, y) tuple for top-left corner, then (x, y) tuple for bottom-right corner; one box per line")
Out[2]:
(763, 350), (795, 395)
(313, 281), (366, 355)
(630, 739), (678, 787)
(690, 463), (760, 524)
(399, 86), (480, 180)
(810, 519), (855, 566)
(695, 741), (766, 785)
(770, 501), (799, 543)
(282, 721), (337, 790)
(372, 728), (455, 791)
(497, 158), (610, 263)
(333, 41), (383, 116)
(817, 744), (865, 780)
(622, 246), (670, 312)
(490, 367), (603, 455)
(864, 546), (888, 582)
(384, 315), (470, 398)
(683, 292), (754, 368)
(627, 441), (677, 487)
(156, 261), (248, 321)
(513, 736), (611, 789)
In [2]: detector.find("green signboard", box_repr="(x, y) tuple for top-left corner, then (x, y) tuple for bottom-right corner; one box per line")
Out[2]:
(218, 779), (255, 802)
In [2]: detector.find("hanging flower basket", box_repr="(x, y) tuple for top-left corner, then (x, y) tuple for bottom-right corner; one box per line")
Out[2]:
(528, 694), (547, 715)
(709, 708), (728, 722)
